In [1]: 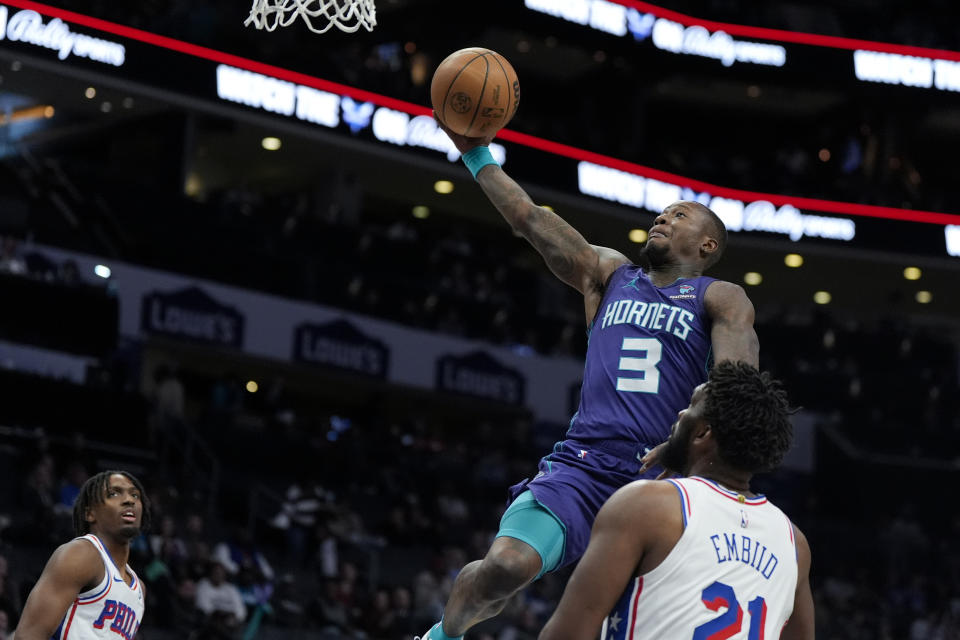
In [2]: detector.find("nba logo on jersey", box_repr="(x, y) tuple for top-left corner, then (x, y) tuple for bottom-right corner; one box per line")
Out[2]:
(679, 284), (695, 294)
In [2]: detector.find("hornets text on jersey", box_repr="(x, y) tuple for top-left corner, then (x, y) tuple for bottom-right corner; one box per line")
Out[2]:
(569, 264), (716, 448)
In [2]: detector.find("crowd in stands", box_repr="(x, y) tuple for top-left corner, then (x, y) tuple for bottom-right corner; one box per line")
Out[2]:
(1, 166), (590, 361)
(758, 309), (960, 461)
(4, 151), (960, 462)
(1, 344), (959, 640)
(9, 182), (960, 458)
(1, 241), (958, 640)
(2, 221), (960, 640)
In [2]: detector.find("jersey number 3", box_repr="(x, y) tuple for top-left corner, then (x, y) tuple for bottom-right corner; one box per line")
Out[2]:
(616, 338), (662, 393)
(692, 581), (767, 640)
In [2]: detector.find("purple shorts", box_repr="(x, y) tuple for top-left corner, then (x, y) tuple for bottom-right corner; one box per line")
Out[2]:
(507, 439), (661, 571)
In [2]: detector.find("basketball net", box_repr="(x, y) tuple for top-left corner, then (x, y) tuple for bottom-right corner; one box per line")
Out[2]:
(245, 0), (376, 34)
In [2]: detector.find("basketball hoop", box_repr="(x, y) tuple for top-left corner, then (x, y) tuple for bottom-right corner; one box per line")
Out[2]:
(244, 0), (376, 34)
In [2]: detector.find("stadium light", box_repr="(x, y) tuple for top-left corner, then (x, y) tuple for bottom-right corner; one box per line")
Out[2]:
(785, 253), (804, 267)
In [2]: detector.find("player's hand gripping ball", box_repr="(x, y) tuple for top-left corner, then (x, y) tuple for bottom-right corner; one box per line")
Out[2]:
(431, 47), (520, 137)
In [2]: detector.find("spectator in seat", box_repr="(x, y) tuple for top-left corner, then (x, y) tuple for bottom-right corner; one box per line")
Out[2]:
(196, 559), (247, 639)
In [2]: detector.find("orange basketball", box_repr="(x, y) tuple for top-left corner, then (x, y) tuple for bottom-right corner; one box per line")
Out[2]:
(431, 47), (520, 137)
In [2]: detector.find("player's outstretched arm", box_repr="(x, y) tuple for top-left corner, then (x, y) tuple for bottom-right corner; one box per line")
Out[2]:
(781, 525), (815, 640)
(703, 280), (760, 367)
(13, 540), (103, 640)
(435, 115), (629, 321)
(539, 481), (676, 640)
(476, 166), (627, 291)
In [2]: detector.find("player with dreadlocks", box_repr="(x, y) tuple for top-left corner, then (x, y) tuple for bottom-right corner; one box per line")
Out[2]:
(13, 470), (150, 640)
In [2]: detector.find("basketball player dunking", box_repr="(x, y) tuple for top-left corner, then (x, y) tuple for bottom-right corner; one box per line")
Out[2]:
(12, 471), (150, 640)
(540, 362), (814, 640)
(420, 120), (761, 640)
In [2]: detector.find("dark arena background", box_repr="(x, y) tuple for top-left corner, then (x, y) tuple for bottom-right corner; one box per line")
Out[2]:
(0, 1), (958, 638)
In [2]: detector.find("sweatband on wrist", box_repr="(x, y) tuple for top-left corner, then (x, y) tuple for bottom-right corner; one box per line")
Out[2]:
(461, 146), (500, 179)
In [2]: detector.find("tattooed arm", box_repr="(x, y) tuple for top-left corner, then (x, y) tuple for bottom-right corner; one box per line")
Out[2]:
(435, 115), (629, 323)
(475, 165), (629, 323)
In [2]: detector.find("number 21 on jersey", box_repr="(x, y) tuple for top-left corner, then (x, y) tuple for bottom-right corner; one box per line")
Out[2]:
(616, 338), (662, 393)
(692, 581), (767, 640)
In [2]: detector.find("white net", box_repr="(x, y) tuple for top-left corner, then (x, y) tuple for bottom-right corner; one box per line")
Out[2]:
(245, 0), (376, 34)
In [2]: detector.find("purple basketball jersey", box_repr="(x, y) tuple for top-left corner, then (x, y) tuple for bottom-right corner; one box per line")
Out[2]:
(568, 264), (716, 448)
(507, 264), (717, 570)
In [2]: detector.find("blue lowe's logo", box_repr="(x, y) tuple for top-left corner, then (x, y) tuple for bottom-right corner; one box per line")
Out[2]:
(679, 284), (695, 294)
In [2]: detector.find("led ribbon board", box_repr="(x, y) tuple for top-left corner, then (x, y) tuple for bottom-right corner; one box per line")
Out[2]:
(0, 0), (958, 256)
(525, 0), (960, 92)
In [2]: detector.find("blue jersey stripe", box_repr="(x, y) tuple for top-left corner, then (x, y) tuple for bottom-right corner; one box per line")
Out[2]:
(76, 578), (110, 603)
(666, 479), (689, 528)
(51, 616), (65, 640)
(605, 577), (641, 640)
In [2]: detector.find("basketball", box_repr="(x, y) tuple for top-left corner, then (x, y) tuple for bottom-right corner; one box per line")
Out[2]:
(431, 47), (520, 137)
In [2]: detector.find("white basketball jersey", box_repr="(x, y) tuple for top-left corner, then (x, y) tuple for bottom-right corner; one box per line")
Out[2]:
(52, 534), (145, 640)
(601, 477), (798, 640)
